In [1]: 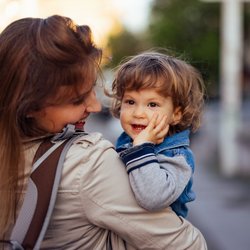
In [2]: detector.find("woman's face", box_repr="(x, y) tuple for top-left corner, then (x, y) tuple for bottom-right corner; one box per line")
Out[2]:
(29, 83), (101, 133)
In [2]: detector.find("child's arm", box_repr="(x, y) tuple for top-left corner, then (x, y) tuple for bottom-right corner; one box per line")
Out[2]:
(119, 138), (192, 212)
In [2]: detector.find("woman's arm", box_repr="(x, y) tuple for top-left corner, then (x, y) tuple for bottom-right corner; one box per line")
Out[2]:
(75, 138), (205, 249)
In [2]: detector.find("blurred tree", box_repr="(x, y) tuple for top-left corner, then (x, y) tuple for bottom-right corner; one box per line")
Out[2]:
(243, 4), (250, 99)
(147, 0), (220, 98)
(105, 0), (222, 98)
(105, 29), (149, 68)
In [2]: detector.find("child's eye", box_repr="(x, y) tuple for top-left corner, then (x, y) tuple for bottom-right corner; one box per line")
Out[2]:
(148, 102), (158, 107)
(124, 99), (135, 105)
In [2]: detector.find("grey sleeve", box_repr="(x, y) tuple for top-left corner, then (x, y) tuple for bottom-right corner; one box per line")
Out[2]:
(128, 154), (192, 211)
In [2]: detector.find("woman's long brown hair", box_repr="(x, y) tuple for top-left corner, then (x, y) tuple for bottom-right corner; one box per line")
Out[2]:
(0, 15), (102, 237)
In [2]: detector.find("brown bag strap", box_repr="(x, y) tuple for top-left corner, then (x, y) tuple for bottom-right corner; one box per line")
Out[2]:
(22, 138), (69, 249)
(10, 133), (83, 250)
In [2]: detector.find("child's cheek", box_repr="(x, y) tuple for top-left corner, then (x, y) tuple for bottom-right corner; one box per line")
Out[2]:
(147, 112), (155, 123)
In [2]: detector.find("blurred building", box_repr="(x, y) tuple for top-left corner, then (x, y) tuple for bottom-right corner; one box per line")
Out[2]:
(0, 0), (122, 47)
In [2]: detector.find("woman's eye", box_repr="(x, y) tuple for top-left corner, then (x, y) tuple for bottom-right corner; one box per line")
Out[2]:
(72, 98), (85, 105)
(148, 102), (158, 107)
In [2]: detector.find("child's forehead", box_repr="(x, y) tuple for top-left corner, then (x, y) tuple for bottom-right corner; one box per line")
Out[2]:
(124, 86), (169, 98)
(116, 72), (173, 98)
(124, 78), (171, 93)
(124, 75), (165, 88)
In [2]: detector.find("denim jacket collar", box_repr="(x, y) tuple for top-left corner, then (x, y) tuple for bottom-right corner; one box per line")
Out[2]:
(116, 129), (190, 153)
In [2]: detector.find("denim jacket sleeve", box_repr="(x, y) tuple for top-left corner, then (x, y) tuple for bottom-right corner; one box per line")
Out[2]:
(119, 143), (192, 211)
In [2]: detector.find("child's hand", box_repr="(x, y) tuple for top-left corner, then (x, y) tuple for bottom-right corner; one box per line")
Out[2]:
(133, 113), (169, 146)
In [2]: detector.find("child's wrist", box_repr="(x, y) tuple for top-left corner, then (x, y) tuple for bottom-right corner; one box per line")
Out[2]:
(133, 140), (155, 146)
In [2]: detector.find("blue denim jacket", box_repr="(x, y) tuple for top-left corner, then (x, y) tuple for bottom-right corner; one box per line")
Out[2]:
(116, 129), (196, 217)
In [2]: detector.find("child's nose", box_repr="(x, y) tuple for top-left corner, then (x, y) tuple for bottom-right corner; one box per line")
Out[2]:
(133, 106), (145, 117)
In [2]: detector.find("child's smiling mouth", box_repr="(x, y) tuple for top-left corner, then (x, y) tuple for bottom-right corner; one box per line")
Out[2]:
(131, 124), (147, 131)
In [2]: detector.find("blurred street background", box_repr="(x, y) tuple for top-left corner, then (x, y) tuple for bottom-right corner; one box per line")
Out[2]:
(86, 101), (250, 250)
(1, 0), (250, 249)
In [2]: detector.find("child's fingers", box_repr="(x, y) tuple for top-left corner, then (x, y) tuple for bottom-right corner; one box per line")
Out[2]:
(157, 124), (169, 139)
(153, 115), (169, 139)
(153, 115), (168, 132)
(146, 113), (158, 130)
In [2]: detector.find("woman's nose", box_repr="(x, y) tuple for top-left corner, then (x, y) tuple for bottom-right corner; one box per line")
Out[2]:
(85, 90), (102, 113)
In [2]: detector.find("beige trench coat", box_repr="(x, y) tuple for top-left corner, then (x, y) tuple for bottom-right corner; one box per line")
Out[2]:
(21, 132), (207, 250)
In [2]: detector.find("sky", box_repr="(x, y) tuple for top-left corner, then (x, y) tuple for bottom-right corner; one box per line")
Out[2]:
(110, 0), (153, 32)
(0, 0), (153, 46)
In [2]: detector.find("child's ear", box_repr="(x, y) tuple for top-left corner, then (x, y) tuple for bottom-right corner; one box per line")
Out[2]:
(172, 106), (182, 125)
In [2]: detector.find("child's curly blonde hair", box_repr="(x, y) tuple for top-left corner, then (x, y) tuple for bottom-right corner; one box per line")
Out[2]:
(111, 50), (205, 134)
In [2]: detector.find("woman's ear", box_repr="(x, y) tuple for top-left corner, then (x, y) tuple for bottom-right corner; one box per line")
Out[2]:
(26, 113), (33, 118)
(26, 109), (45, 119)
(172, 106), (182, 125)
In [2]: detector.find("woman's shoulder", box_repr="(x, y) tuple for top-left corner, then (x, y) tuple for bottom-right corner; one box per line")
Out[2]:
(24, 132), (115, 161)
(72, 132), (114, 149)
(66, 132), (115, 163)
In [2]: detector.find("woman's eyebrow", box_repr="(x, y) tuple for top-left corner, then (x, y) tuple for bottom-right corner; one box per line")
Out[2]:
(71, 87), (93, 101)
(70, 78), (98, 102)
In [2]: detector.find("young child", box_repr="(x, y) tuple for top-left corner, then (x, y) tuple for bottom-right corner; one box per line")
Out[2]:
(111, 51), (205, 217)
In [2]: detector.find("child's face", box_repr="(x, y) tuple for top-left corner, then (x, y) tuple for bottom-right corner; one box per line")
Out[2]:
(29, 84), (101, 133)
(120, 88), (182, 140)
